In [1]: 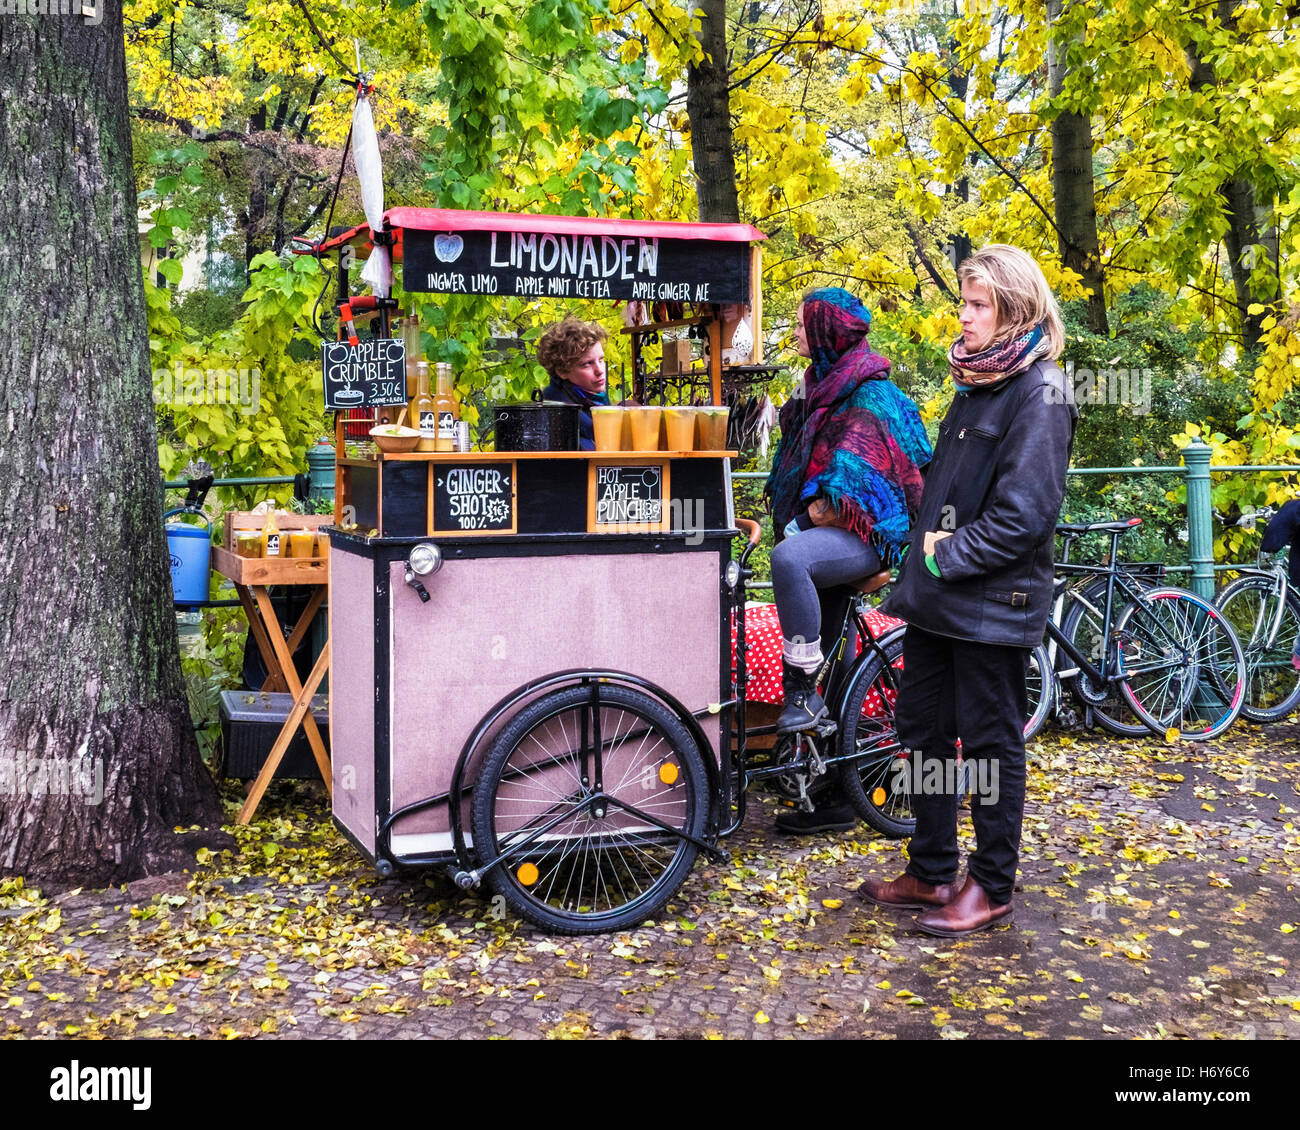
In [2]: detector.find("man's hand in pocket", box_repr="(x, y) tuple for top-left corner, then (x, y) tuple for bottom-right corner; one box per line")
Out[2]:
(922, 530), (953, 556)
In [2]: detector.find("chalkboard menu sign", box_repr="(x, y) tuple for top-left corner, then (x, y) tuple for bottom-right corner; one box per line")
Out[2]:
(432, 462), (517, 536)
(404, 228), (749, 304)
(321, 338), (407, 409)
(588, 461), (670, 534)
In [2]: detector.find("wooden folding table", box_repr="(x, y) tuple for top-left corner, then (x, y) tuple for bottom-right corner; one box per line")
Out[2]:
(211, 514), (332, 824)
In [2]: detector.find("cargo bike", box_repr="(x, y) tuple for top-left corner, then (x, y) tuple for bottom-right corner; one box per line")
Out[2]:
(315, 208), (910, 934)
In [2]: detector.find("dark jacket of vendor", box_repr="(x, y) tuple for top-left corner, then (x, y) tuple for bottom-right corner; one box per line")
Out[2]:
(537, 316), (610, 452)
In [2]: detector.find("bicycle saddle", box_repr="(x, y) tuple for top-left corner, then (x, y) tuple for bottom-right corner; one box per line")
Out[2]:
(848, 569), (892, 596)
(1055, 518), (1143, 535)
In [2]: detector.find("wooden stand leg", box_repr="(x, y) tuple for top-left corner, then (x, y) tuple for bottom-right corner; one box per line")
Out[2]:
(236, 641), (332, 825)
(238, 585), (287, 693)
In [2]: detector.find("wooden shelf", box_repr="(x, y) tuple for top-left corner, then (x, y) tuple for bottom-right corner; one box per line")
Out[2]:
(212, 545), (329, 587)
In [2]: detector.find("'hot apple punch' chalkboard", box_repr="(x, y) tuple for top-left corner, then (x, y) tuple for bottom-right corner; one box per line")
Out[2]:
(587, 462), (670, 534)
(321, 338), (407, 409)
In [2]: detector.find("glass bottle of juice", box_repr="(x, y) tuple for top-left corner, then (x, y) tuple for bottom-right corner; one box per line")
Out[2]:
(261, 511), (282, 558)
(433, 362), (459, 453)
(411, 361), (438, 453)
(403, 315), (422, 422)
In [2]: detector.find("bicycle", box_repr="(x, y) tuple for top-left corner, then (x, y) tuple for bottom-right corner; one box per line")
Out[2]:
(1024, 519), (1168, 740)
(1213, 506), (1300, 723)
(1023, 518), (1246, 741)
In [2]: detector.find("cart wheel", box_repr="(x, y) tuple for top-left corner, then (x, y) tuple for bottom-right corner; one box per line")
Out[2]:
(470, 684), (709, 935)
(837, 634), (916, 838)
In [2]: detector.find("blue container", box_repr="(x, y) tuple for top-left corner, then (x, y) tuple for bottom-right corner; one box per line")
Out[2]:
(165, 508), (212, 607)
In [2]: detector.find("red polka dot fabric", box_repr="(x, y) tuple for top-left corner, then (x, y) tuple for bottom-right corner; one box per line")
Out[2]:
(730, 601), (906, 712)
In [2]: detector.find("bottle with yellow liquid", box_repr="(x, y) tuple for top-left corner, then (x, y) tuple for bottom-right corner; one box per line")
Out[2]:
(261, 511), (282, 558)
(433, 362), (459, 453)
(402, 315), (423, 423)
(411, 361), (438, 453)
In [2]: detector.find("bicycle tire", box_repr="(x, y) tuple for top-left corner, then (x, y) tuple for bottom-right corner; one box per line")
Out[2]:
(1116, 587), (1246, 741)
(837, 634), (914, 838)
(1215, 576), (1300, 723)
(1023, 643), (1053, 741)
(1060, 582), (1150, 737)
(470, 684), (709, 934)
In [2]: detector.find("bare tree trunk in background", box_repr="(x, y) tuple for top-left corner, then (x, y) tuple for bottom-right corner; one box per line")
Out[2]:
(686, 0), (740, 222)
(1047, 0), (1109, 335)
(1186, 1), (1269, 348)
(0, 8), (224, 889)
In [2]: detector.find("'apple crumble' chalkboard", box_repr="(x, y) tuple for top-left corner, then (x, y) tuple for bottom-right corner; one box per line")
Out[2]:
(321, 338), (407, 409)
(433, 463), (516, 535)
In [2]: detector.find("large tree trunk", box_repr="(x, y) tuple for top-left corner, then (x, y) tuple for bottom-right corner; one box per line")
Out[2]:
(1047, 0), (1109, 335)
(1186, 1), (1266, 347)
(0, 9), (224, 888)
(686, 0), (740, 222)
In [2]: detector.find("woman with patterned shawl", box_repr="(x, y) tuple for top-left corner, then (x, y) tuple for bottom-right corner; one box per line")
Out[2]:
(762, 288), (932, 833)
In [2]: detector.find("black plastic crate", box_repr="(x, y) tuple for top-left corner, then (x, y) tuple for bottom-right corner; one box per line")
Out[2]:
(219, 691), (329, 780)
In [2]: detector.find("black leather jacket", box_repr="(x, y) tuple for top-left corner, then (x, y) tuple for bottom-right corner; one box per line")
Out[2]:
(884, 359), (1077, 647)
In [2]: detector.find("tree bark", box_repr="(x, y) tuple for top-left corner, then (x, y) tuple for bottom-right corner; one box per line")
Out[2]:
(686, 0), (740, 222)
(0, 9), (224, 889)
(1047, 0), (1109, 335)
(1186, 1), (1266, 347)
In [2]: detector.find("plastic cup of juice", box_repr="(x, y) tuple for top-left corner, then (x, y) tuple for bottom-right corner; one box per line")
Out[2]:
(663, 407), (696, 451)
(591, 406), (627, 452)
(236, 532), (261, 558)
(696, 407), (730, 451)
(628, 406), (663, 452)
(288, 530), (316, 559)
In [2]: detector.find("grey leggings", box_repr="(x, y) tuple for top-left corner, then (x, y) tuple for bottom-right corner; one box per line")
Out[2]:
(770, 526), (882, 647)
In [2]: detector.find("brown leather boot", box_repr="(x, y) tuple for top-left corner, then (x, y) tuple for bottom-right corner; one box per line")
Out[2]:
(858, 872), (956, 910)
(915, 875), (1013, 937)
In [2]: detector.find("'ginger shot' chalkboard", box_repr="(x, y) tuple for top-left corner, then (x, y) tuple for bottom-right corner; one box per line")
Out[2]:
(432, 462), (517, 536)
(322, 338), (407, 409)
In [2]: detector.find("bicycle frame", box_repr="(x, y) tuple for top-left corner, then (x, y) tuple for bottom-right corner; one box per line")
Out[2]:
(717, 527), (901, 837)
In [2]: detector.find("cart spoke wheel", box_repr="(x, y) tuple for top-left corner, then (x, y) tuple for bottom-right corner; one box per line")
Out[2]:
(471, 685), (709, 934)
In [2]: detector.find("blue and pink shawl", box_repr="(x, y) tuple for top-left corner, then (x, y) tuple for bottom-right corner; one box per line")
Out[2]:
(765, 289), (932, 563)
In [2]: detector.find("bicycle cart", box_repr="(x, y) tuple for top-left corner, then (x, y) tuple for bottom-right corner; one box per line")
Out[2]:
(310, 208), (912, 933)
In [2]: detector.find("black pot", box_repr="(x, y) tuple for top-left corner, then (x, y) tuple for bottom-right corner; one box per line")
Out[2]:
(493, 392), (580, 452)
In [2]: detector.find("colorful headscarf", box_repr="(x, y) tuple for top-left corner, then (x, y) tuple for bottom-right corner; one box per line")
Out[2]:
(765, 288), (932, 562)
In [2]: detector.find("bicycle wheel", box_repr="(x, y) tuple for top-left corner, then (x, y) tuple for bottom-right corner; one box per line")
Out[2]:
(470, 684), (709, 934)
(1023, 643), (1053, 741)
(1116, 587), (1246, 741)
(1060, 583), (1150, 737)
(837, 634), (915, 838)
(1215, 577), (1300, 723)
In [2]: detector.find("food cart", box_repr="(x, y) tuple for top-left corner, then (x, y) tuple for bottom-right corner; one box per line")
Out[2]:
(308, 208), (907, 934)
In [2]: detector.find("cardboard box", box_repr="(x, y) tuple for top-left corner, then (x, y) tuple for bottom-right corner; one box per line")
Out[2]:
(661, 338), (692, 375)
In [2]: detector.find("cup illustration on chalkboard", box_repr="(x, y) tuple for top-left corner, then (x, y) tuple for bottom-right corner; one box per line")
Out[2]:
(434, 233), (464, 263)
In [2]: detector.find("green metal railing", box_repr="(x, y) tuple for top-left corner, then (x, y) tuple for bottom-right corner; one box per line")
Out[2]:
(735, 439), (1300, 596)
(167, 438), (1296, 600)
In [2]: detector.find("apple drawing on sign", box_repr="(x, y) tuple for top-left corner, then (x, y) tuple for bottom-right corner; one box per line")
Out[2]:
(434, 233), (464, 263)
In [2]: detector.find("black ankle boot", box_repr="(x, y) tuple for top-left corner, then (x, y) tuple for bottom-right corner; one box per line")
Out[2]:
(776, 662), (828, 733)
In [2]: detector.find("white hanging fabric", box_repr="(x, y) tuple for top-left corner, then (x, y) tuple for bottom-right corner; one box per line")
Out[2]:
(352, 92), (391, 297)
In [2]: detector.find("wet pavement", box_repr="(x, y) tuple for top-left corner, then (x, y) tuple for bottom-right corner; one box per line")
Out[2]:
(1, 718), (1297, 1040)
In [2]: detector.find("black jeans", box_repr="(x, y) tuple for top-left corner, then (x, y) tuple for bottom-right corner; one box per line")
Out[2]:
(894, 624), (1029, 906)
